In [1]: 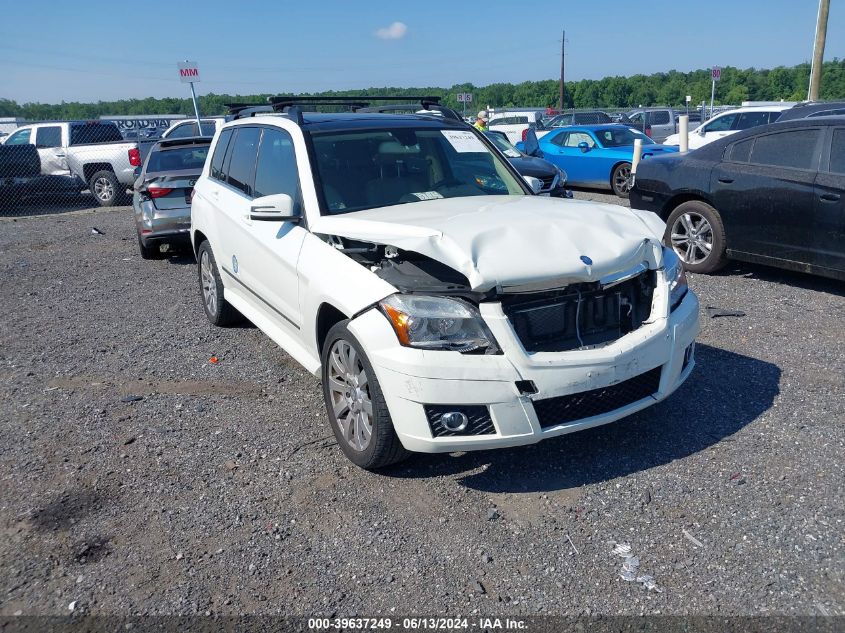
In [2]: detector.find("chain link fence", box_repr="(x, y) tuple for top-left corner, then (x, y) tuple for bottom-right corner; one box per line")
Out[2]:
(0, 117), (190, 217)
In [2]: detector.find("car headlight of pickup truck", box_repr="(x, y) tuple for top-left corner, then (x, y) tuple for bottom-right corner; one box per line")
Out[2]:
(664, 249), (689, 311)
(379, 294), (499, 353)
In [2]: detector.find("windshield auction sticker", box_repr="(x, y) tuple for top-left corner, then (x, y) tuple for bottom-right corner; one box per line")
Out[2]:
(441, 130), (487, 153)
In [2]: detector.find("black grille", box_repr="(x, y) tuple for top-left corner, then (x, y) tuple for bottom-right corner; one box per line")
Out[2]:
(533, 366), (662, 429)
(424, 405), (495, 437)
(539, 174), (556, 190)
(503, 271), (655, 353)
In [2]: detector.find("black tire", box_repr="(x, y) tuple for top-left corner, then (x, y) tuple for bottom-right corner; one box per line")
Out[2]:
(196, 241), (242, 326)
(321, 321), (409, 470)
(89, 170), (121, 207)
(137, 232), (163, 260)
(611, 162), (633, 198)
(664, 200), (728, 274)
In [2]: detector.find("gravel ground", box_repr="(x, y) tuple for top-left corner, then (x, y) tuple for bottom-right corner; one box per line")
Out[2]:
(0, 194), (842, 619)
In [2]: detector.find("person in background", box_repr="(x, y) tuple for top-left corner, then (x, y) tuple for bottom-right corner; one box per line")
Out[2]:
(474, 110), (489, 132)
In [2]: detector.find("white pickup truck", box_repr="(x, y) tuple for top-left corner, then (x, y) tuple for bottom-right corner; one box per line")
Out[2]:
(2, 121), (141, 206)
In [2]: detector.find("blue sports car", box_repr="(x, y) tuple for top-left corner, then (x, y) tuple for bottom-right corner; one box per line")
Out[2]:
(519, 124), (679, 198)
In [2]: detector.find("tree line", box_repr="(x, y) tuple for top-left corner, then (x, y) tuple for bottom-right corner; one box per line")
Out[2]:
(2, 60), (844, 121)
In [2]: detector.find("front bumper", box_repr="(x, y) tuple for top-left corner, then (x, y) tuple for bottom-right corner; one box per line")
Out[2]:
(348, 281), (700, 454)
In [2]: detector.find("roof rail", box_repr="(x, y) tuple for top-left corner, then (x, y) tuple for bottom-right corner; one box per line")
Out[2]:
(224, 103), (274, 120)
(355, 102), (464, 123)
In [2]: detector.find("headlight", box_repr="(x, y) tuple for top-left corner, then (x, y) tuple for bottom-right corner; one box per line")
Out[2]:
(379, 294), (498, 353)
(556, 166), (567, 186)
(664, 249), (688, 311)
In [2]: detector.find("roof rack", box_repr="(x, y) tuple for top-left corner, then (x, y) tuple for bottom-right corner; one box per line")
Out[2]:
(225, 103), (274, 120)
(264, 95), (464, 124)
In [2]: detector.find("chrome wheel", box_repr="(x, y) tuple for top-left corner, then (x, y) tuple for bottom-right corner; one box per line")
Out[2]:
(613, 164), (632, 193)
(93, 177), (114, 202)
(327, 339), (372, 452)
(671, 212), (713, 265)
(200, 251), (217, 316)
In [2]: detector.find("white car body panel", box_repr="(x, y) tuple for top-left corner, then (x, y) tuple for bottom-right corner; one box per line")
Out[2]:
(191, 114), (700, 455)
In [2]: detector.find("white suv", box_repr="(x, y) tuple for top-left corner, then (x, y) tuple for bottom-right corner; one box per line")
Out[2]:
(663, 105), (791, 149)
(191, 100), (700, 469)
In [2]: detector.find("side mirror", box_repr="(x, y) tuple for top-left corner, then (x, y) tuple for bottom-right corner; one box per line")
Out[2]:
(578, 141), (590, 153)
(523, 176), (543, 194)
(697, 127), (706, 136)
(249, 193), (301, 222)
(523, 128), (542, 157)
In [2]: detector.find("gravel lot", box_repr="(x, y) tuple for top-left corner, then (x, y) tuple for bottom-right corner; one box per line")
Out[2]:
(0, 193), (842, 619)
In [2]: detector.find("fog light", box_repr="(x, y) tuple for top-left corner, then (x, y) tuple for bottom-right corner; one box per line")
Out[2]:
(441, 411), (469, 433)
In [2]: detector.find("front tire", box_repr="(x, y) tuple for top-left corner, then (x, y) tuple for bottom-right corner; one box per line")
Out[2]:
(89, 170), (121, 207)
(196, 241), (242, 326)
(321, 321), (409, 469)
(664, 200), (728, 274)
(611, 162), (633, 198)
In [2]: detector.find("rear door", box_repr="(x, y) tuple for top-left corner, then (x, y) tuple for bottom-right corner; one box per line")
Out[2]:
(648, 110), (674, 142)
(713, 128), (822, 261)
(812, 126), (845, 274)
(33, 125), (71, 176)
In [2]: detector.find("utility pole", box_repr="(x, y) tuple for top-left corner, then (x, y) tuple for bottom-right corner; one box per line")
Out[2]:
(559, 30), (565, 111)
(808, 0), (830, 101)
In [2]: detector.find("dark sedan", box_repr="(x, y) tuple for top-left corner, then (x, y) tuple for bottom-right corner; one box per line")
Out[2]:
(484, 131), (571, 197)
(630, 118), (845, 280)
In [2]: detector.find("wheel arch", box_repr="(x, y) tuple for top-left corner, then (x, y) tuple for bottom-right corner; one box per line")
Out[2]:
(609, 159), (632, 188)
(661, 192), (714, 221)
(316, 303), (350, 355)
(83, 162), (115, 182)
(192, 229), (208, 256)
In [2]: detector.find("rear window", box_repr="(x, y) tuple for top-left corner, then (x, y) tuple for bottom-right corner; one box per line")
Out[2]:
(650, 111), (671, 125)
(730, 138), (754, 162)
(70, 123), (124, 145)
(146, 145), (209, 173)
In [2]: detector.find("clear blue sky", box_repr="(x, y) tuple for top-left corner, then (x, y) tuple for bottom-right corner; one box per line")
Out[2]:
(0, 0), (842, 103)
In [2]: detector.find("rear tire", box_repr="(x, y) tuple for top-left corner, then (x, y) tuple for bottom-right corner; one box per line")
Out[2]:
(664, 200), (728, 274)
(89, 170), (121, 207)
(137, 232), (163, 260)
(196, 241), (242, 326)
(321, 321), (409, 469)
(611, 162), (633, 198)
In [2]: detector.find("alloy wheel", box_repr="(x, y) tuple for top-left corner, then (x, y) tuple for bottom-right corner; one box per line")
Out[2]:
(670, 212), (713, 265)
(200, 251), (217, 316)
(327, 339), (373, 452)
(614, 165), (632, 193)
(93, 177), (114, 203)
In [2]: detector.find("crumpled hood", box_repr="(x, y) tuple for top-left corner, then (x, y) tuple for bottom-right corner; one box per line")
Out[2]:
(310, 195), (666, 292)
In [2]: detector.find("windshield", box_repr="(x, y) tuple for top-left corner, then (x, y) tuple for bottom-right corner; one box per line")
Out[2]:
(146, 146), (209, 173)
(594, 127), (655, 147)
(311, 127), (526, 214)
(484, 132), (522, 158)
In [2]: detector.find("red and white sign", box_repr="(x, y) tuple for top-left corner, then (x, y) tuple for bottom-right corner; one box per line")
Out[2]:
(711, 66), (721, 82)
(178, 61), (201, 83)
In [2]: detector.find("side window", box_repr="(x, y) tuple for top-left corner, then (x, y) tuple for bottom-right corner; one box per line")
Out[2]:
(549, 131), (568, 147)
(167, 123), (196, 138)
(210, 129), (233, 181)
(564, 132), (596, 148)
(628, 113), (643, 124)
(703, 113), (738, 133)
(651, 111), (671, 125)
(808, 108), (845, 118)
(730, 138), (754, 162)
(36, 126), (62, 148)
(769, 111), (784, 123)
(5, 129), (31, 145)
(226, 127), (261, 196)
(749, 130), (820, 170)
(254, 128), (301, 212)
(829, 129), (845, 174)
(199, 122), (217, 136)
(735, 112), (771, 130)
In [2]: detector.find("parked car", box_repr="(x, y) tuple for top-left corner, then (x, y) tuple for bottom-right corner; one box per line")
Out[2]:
(520, 124), (679, 197)
(0, 143), (41, 207)
(132, 137), (211, 259)
(190, 99), (699, 469)
(161, 118), (224, 139)
(624, 108), (690, 142)
(662, 105), (790, 149)
(2, 121), (140, 206)
(777, 100), (845, 121)
(484, 130), (571, 197)
(544, 111), (612, 127)
(630, 118), (845, 280)
(488, 109), (546, 144)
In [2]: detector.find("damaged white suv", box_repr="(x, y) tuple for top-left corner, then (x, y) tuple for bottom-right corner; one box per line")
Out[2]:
(191, 99), (700, 469)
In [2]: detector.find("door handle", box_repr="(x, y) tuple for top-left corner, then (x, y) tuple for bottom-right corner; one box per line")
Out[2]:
(718, 178), (734, 184)
(820, 193), (840, 202)
(55, 153), (66, 157)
